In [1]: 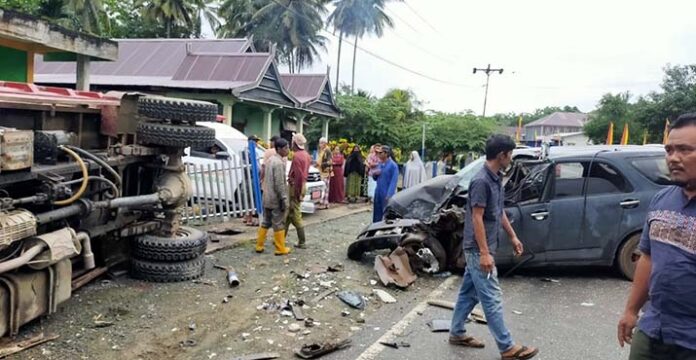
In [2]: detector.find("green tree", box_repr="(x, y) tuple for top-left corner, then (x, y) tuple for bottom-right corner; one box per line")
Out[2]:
(216, 0), (255, 38)
(583, 92), (641, 144)
(250, 0), (327, 73)
(65, 0), (108, 32)
(140, 0), (196, 37)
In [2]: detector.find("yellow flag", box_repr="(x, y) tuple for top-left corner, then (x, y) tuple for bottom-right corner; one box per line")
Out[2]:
(516, 116), (522, 143)
(606, 122), (614, 145)
(642, 129), (648, 145)
(663, 118), (670, 144)
(620, 123), (629, 145)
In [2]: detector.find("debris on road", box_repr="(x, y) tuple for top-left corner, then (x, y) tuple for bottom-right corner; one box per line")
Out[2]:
(581, 302), (595, 307)
(341, 310), (351, 317)
(379, 341), (411, 349)
(427, 319), (451, 332)
(433, 271), (452, 278)
(427, 299), (455, 310)
(311, 289), (337, 304)
(214, 264), (241, 287)
(230, 352), (280, 360)
(294, 339), (351, 359)
(374, 247), (417, 288)
(93, 320), (114, 328)
(288, 324), (301, 333)
(416, 248), (440, 273)
(373, 289), (397, 304)
(327, 263), (344, 272)
(512, 310), (523, 315)
(337, 291), (366, 310)
(179, 339), (197, 348)
(291, 301), (306, 321)
(0, 333), (59, 358)
(541, 278), (560, 283)
(470, 309), (487, 324)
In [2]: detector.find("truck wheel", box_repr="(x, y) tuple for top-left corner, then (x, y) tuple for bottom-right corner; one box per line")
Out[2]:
(137, 122), (215, 148)
(617, 233), (641, 281)
(131, 257), (205, 283)
(137, 96), (217, 124)
(133, 226), (208, 262)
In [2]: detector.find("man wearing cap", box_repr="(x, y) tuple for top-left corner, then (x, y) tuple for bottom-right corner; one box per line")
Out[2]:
(372, 145), (399, 223)
(286, 133), (310, 248)
(255, 138), (291, 255)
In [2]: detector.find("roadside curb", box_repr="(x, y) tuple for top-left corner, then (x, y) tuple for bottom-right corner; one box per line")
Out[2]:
(204, 205), (371, 255)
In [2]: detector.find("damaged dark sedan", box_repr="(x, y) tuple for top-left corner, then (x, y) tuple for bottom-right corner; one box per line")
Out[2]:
(348, 146), (669, 280)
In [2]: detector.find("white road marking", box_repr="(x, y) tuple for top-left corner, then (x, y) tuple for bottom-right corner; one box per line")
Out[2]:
(355, 275), (460, 360)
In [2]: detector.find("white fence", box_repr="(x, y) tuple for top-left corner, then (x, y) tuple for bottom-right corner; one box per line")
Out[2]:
(183, 151), (258, 223)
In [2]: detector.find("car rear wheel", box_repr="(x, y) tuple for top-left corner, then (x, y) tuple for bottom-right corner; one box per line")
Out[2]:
(617, 233), (641, 281)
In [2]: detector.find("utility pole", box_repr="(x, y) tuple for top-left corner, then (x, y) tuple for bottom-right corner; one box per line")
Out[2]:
(421, 122), (426, 160)
(473, 64), (503, 117)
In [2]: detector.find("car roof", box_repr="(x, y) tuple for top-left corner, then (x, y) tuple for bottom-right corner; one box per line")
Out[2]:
(547, 145), (665, 160)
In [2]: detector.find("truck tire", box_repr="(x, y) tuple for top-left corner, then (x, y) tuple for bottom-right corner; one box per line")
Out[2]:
(617, 233), (641, 281)
(133, 226), (208, 262)
(137, 122), (215, 148)
(137, 96), (217, 124)
(131, 257), (205, 283)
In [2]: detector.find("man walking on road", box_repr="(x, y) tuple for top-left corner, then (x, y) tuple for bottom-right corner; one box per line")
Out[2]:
(286, 134), (311, 249)
(255, 138), (291, 255)
(618, 113), (696, 359)
(449, 135), (538, 360)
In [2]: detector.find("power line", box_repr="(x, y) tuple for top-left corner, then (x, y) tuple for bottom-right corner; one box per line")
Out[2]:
(403, 2), (442, 35)
(270, 0), (474, 88)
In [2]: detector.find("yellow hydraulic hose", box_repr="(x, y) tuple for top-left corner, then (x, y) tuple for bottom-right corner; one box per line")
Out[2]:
(54, 146), (89, 205)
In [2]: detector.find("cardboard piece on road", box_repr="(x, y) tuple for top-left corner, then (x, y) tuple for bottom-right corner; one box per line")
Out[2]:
(374, 247), (417, 288)
(427, 319), (451, 332)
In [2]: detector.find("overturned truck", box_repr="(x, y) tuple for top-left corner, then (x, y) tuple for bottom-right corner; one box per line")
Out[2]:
(0, 83), (217, 337)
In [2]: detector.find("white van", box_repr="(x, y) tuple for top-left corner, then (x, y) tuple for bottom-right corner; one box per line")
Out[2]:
(184, 122), (325, 214)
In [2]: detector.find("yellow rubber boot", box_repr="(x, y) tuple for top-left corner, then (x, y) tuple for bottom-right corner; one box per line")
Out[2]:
(256, 227), (268, 253)
(273, 230), (291, 256)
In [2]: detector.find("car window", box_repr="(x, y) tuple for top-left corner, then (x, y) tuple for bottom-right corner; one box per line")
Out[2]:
(587, 162), (632, 194)
(455, 157), (485, 189)
(630, 156), (671, 185)
(554, 162), (585, 198)
(191, 140), (226, 158)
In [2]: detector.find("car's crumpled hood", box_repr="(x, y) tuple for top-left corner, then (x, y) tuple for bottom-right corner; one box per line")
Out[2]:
(386, 175), (460, 220)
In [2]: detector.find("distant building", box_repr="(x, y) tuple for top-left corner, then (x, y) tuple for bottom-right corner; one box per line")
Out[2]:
(524, 112), (588, 142)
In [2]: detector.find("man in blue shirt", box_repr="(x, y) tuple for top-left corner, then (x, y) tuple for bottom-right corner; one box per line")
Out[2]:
(618, 113), (696, 359)
(372, 145), (398, 223)
(449, 135), (538, 360)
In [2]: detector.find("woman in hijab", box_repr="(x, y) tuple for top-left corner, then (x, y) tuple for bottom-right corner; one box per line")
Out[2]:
(329, 145), (346, 203)
(366, 144), (382, 202)
(344, 145), (365, 202)
(403, 151), (427, 188)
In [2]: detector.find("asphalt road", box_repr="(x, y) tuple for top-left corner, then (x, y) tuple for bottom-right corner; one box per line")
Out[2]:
(325, 268), (633, 360)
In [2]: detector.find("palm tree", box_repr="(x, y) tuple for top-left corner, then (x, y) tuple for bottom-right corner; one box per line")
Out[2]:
(62, 0), (108, 33)
(191, 0), (220, 35)
(349, 0), (396, 93)
(250, 0), (328, 73)
(327, 0), (360, 94)
(141, 0), (195, 37)
(216, 0), (255, 38)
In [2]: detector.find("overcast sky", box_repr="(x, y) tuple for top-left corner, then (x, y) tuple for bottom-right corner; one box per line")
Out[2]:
(206, 0), (696, 115)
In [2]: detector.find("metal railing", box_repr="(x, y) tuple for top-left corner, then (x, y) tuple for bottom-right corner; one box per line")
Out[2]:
(182, 150), (258, 223)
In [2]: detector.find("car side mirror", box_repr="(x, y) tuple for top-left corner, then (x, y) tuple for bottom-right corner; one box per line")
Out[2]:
(215, 151), (230, 160)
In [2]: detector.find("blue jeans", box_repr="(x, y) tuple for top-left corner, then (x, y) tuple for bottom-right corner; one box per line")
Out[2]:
(450, 251), (514, 352)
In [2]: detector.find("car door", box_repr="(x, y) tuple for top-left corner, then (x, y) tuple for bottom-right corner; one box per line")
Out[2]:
(544, 161), (589, 262)
(497, 163), (553, 266)
(579, 160), (634, 259)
